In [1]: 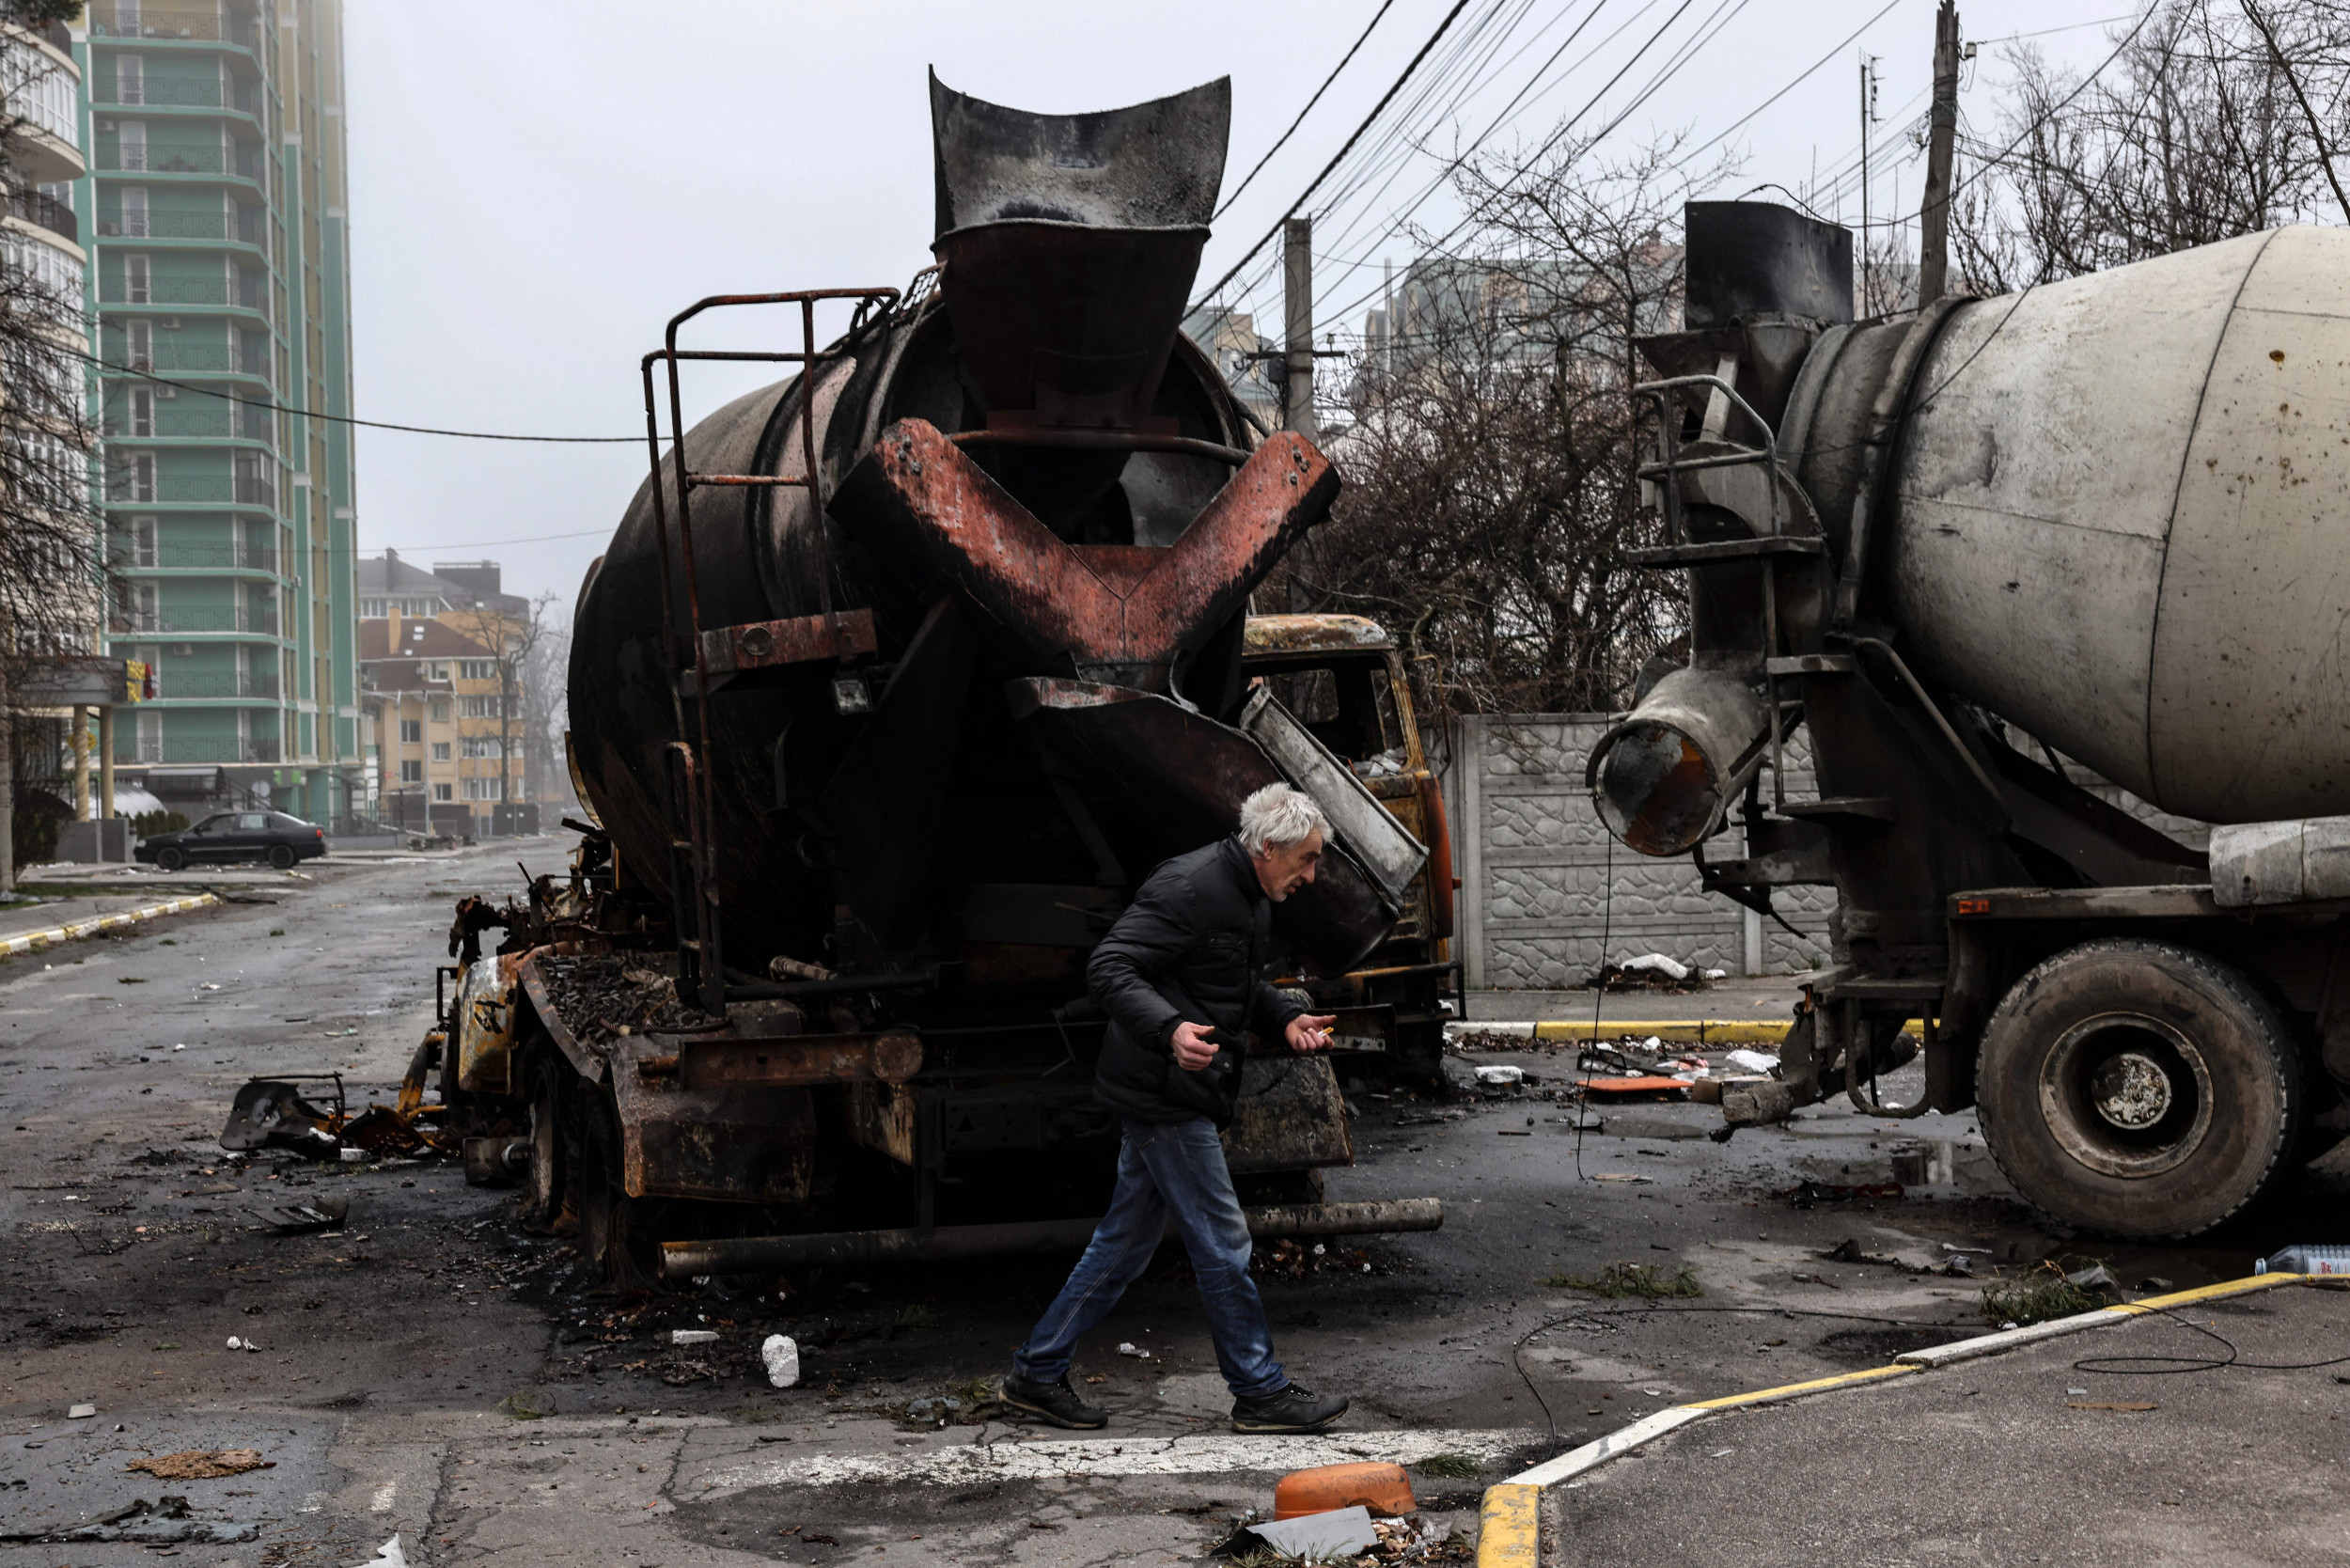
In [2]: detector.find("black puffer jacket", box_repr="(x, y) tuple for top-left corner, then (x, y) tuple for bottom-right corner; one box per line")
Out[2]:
(1089, 836), (1308, 1129)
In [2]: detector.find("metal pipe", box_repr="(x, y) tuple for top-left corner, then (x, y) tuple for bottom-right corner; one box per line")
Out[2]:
(1848, 636), (2004, 811)
(657, 1198), (1445, 1277)
(722, 965), (939, 1002)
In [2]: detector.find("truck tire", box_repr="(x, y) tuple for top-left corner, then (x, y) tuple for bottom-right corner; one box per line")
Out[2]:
(578, 1090), (662, 1288)
(1977, 938), (2303, 1238)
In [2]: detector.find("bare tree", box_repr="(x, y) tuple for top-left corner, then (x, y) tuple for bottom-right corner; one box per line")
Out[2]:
(520, 597), (572, 818)
(1286, 134), (1714, 721)
(1950, 0), (2350, 291)
(443, 592), (554, 830)
(0, 8), (105, 890)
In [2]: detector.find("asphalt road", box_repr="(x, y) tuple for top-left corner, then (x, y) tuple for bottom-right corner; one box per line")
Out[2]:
(2, 842), (2345, 1566)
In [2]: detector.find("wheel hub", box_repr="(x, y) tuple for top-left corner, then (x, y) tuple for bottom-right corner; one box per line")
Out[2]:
(2038, 1012), (2214, 1179)
(2089, 1051), (2173, 1130)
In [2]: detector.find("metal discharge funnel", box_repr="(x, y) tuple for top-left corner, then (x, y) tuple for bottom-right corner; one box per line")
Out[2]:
(930, 71), (1229, 432)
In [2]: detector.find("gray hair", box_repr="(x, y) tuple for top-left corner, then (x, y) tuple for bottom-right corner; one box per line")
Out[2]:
(1238, 783), (1327, 855)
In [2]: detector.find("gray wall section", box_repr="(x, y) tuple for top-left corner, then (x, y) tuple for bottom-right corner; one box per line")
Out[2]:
(1449, 713), (1834, 991)
(1443, 714), (2213, 992)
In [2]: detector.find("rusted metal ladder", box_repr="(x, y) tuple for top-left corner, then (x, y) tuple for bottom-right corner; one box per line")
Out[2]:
(637, 286), (900, 1017)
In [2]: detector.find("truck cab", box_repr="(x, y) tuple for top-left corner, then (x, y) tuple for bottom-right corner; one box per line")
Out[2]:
(1242, 613), (1459, 1079)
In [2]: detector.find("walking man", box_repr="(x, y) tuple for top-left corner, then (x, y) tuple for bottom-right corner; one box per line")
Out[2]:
(1002, 783), (1352, 1434)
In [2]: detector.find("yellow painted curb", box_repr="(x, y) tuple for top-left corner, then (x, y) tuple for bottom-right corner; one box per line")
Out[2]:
(1474, 1482), (1541, 1568)
(1524, 1017), (1929, 1043)
(0, 893), (219, 958)
(1684, 1361), (1919, 1411)
(2107, 1272), (2303, 1314)
(1476, 1271), (2323, 1560)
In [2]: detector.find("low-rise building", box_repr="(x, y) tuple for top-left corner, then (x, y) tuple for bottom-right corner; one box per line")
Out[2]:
(358, 609), (525, 835)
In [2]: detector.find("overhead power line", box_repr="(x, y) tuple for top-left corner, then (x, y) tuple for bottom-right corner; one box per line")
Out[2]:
(69, 347), (639, 443)
(1214, 0), (1401, 221)
(1193, 0), (1478, 310)
(1312, 0), (1719, 334)
(1668, 0), (1908, 177)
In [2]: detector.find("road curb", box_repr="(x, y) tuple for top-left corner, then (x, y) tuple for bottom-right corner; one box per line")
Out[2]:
(0, 893), (219, 957)
(1472, 1272), (2311, 1565)
(1447, 1019), (1935, 1044)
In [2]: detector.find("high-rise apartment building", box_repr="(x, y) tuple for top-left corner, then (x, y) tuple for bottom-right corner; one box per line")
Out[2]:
(77, 0), (358, 825)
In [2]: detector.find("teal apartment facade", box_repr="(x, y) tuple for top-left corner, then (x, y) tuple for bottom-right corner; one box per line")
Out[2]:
(74, 0), (358, 824)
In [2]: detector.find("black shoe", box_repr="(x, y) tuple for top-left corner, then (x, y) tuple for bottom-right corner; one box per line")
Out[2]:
(1230, 1381), (1349, 1434)
(1000, 1372), (1107, 1430)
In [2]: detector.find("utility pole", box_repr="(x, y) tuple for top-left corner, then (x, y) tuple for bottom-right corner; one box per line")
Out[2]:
(1917, 1), (1962, 306)
(1282, 215), (1317, 443)
(1858, 55), (1879, 313)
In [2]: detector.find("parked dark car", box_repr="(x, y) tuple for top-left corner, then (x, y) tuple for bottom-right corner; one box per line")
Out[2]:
(135, 810), (327, 871)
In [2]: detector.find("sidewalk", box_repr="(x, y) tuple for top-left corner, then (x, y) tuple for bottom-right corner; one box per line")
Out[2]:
(1467, 978), (1806, 1024)
(1525, 1278), (2347, 1566)
(0, 887), (219, 953)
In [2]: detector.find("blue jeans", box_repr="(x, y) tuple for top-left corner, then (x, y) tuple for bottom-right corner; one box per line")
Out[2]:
(1013, 1116), (1286, 1399)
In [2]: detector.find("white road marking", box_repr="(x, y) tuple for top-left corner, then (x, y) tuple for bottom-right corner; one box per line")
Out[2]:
(370, 1480), (397, 1513)
(699, 1428), (1531, 1495)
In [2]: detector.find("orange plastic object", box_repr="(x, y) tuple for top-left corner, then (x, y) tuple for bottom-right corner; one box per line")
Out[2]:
(1272, 1461), (1417, 1520)
(1579, 1074), (1691, 1097)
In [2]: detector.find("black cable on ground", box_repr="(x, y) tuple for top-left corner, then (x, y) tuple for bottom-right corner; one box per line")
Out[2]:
(1510, 1299), (1970, 1437)
(2075, 1299), (2350, 1376)
(1574, 808), (1613, 1183)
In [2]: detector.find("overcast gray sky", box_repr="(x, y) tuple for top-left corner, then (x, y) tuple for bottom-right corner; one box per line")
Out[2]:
(343, 0), (2138, 607)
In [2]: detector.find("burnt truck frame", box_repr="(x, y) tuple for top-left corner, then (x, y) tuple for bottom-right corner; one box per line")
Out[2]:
(412, 78), (1468, 1282)
(1593, 201), (2350, 1239)
(425, 605), (1460, 1282)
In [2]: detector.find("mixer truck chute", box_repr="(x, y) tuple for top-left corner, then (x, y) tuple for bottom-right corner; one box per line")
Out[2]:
(415, 76), (1457, 1283)
(1597, 204), (2350, 1238)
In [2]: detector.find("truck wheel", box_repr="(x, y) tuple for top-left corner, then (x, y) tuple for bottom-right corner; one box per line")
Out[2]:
(578, 1090), (662, 1288)
(1977, 938), (2303, 1239)
(518, 1049), (572, 1233)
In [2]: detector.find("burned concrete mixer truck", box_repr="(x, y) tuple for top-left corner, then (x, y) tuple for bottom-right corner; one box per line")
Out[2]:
(1599, 201), (2350, 1238)
(415, 76), (1457, 1283)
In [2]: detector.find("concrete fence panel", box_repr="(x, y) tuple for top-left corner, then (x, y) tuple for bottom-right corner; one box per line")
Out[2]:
(1448, 713), (1835, 991)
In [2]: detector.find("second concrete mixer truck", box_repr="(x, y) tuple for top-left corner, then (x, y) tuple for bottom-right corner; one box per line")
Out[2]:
(1596, 202), (2350, 1238)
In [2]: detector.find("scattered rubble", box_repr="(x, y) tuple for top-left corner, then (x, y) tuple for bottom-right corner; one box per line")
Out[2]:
(125, 1449), (274, 1481)
(1586, 954), (1707, 992)
(0, 1496), (258, 1546)
(1545, 1261), (1701, 1299)
(535, 952), (708, 1043)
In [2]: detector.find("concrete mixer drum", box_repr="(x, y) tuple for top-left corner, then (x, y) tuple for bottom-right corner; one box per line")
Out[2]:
(1596, 202), (2350, 1239)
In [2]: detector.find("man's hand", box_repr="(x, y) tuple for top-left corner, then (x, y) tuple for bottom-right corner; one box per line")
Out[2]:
(1286, 1013), (1338, 1054)
(1171, 1021), (1219, 1072)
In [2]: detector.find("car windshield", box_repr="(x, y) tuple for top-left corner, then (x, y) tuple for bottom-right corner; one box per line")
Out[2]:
(1246, 657), (1406, 771)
